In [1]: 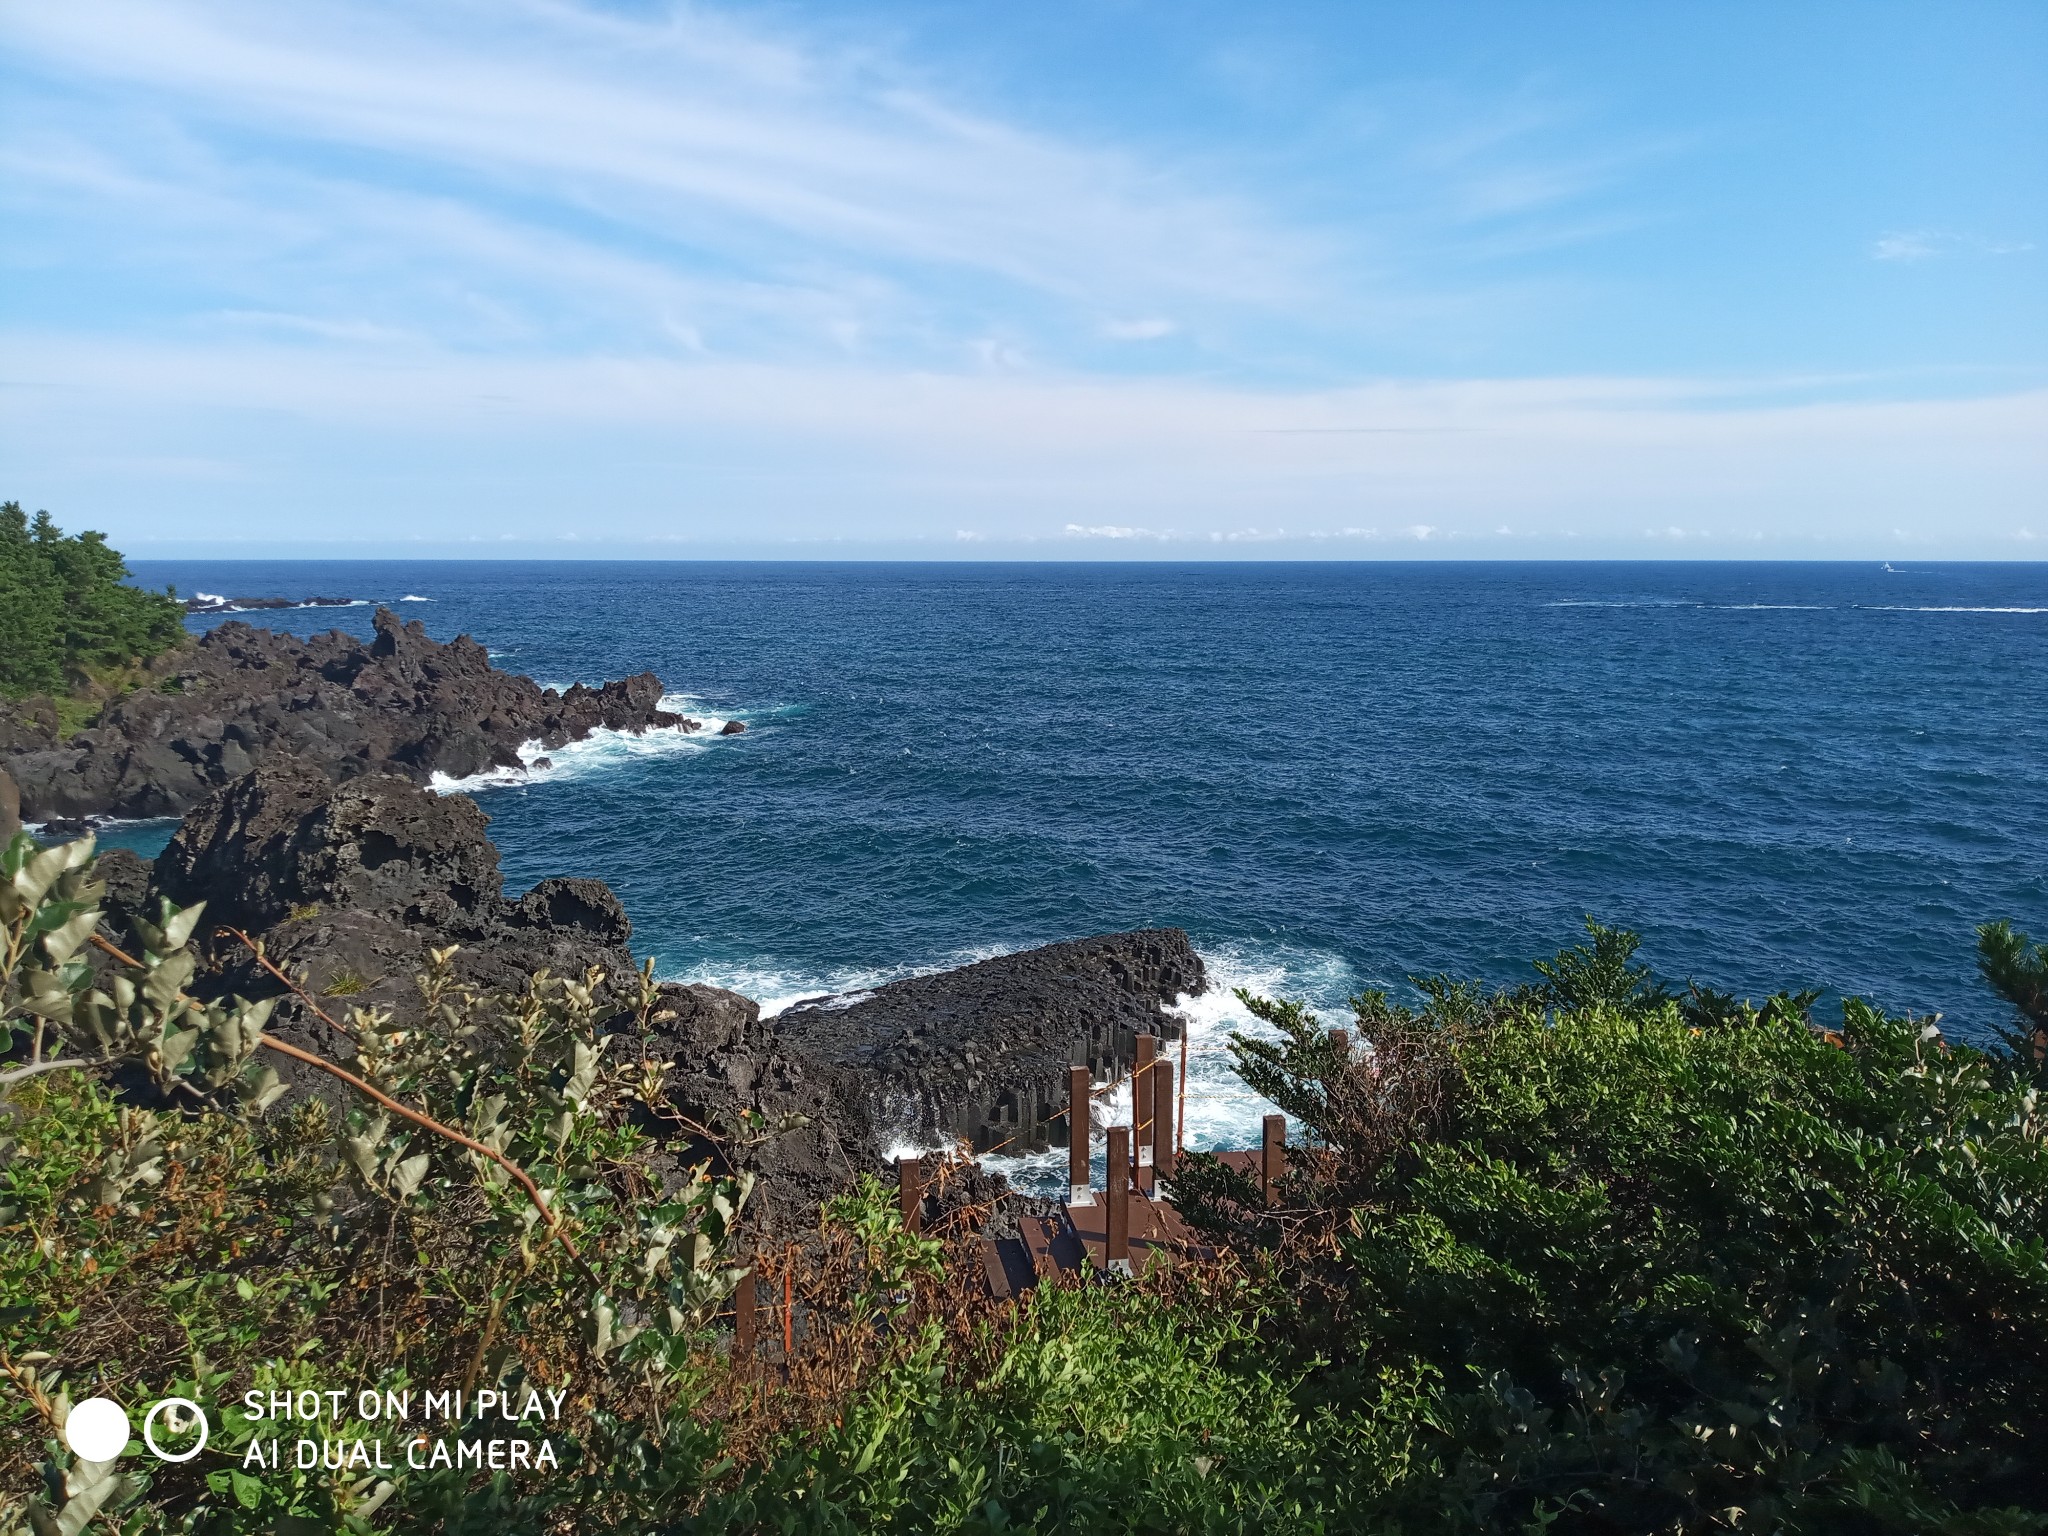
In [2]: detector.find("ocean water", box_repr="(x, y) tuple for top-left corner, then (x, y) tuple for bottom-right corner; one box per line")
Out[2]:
(115, 560), (2048, 1172)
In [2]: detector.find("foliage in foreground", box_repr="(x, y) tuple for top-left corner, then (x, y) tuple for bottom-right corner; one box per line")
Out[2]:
(4, 827), (2047, 1534)
(0, 503), (185, 699)
(1175, 920), (2048, 1533)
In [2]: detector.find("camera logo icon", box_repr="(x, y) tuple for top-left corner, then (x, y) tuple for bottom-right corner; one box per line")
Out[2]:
(64, 1397), (209, 1463)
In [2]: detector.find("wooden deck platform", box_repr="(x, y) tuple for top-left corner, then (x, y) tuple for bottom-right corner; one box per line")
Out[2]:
(982, 1186), (1218, 1298)
(946, 1050), (1293, 1300)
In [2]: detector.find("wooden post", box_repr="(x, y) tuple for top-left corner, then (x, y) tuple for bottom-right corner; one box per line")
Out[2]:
(734, 1268), (756, 1362)
(1331, 1028), (1349, 1057)
(898, 1156), (923, 1234)
(1068, 1066), (1093, 1206)
(1153, 1058), (1175, 1179)
(1177, 1029), (1188, 1160)
(782, 1260), (794, 1359)
(1133, 1034), (1156, 1195)
(1105, 1125), (1131, 1275)
(1260, 1114), (1286, 1208)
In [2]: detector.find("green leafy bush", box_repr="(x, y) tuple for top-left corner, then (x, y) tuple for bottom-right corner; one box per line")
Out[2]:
(1, 832), (752, 1533)
(7, 833), (2046, 1534)
(0, 503), (184, 698)
(1173, 920), (2048, 1534)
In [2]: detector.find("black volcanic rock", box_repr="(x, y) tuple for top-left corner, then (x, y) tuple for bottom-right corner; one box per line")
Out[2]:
(108, 762), (1209, 1243)
(514, 877), (633, 947)
(155, 759), (507, 936)
(1, 607), (697, 821)
(139, 764), (657, 1113)
(649, 928), (1206, 1235)
(772, 930), (1205, 1155)
(183, 595), (358, 614)
(0, 698), (58, 757)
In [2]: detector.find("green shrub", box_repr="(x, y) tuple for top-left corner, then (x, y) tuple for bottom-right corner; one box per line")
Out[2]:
(1173, 921), (2048, 1534)
(0, 831), (752, 1534)
(7, 830), (2046, 1535)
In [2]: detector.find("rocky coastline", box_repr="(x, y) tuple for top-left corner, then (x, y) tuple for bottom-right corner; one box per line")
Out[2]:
(1, 606), (696, 823)
(182, 593), (360, 614)
(79, 762), (1203, 1242)
(14, 610), (1209, 1239)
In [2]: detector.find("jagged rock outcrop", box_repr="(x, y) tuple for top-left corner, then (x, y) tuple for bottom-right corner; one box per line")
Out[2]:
(114, 762), (1208, 1240)
(771, 931), (1205, 1155)
(0, 699), (59, 758)
(148, 762), (641, 1022)
(2, 607), (695, 822)
(123, 763), (848, 1234)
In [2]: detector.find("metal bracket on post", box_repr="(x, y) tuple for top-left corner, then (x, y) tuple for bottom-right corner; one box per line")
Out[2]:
(1105, 1124), (1132, 1276)
(1133, 1035), (1156, 1193)
(1261, 1114), (1286, 1208)
(1068, 1065), (1093, 1207)
(898, 1155), (924, 1234)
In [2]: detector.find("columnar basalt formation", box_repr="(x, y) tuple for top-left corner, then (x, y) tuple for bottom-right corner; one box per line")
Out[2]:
(770, 932), (1206, 1155)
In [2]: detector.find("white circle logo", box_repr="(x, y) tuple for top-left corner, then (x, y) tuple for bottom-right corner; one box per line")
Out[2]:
(142, 1398), (209, 1463)
(63, 1398), (131, 1462)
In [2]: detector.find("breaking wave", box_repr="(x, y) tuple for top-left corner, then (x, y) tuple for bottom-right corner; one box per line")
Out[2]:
(670, 943), (1013, 1023)
(983, 939), (1360, 1195)
(427, 693), (744, 794)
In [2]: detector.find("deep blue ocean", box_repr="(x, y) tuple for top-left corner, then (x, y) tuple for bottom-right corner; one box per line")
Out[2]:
(116, 560), (2048, 1162)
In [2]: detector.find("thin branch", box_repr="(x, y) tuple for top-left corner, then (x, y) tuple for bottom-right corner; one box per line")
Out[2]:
(0, 1348), (63, 1434)
(86, 928), (597, 1284)
(0, 1057), (91, 1091)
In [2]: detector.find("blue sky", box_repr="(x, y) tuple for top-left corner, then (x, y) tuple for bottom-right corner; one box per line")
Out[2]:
(3, 0), (2043, 557)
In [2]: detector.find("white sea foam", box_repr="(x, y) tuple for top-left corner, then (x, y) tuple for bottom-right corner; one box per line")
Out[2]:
(652, 934), (1361, 1192)
(1862, 605), (2047, 614)
(427, 692), (745, 794)
(1543, 598), (1700, 609)
(190, 594), (370, 612)
(400, 594), (431, 602)
(983, 939), (1361, 1195)
(672, 944), (1012, 1022)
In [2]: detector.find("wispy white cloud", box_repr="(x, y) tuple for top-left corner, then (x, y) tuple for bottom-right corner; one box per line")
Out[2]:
(1064, 523), (1171, 540)
(1100, 317), (1177, 341)
(4, 0), (1312, 327)
(0, 0), (1710, 385)
(1871, 228), (2035, 262)
(211, 310), (415, 344)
